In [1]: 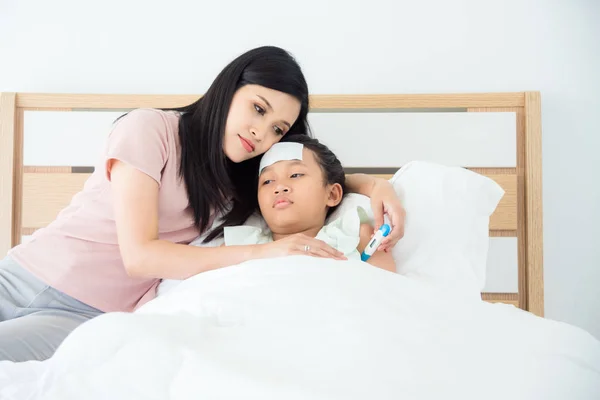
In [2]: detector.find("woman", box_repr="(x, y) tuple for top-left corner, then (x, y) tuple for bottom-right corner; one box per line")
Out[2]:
(0, 46), (405, 362)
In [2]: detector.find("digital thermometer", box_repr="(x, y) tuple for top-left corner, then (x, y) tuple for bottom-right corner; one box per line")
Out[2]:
(361, 224), (391, 261)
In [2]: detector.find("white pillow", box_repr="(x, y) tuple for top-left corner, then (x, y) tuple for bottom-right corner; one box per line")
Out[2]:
(388, 161), (504, 294)
(327, 161), (503, 296)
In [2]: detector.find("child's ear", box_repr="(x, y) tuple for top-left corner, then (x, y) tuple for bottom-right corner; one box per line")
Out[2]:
(326, 183), (344, 207)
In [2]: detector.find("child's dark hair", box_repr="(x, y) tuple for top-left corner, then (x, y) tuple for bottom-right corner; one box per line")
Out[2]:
(283, 135), (346, 217)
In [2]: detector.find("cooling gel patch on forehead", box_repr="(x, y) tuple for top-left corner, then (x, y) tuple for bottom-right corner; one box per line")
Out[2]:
(259, 142), (304, 175)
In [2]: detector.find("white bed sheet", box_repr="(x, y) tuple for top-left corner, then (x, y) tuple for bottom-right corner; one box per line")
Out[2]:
(1, 256), (599, 399)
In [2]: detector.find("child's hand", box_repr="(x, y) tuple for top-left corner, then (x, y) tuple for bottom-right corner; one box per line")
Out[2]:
(253, 234), (347, 260)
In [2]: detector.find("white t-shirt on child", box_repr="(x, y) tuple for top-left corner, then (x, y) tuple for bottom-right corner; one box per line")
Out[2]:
(223, 206), (370, 261)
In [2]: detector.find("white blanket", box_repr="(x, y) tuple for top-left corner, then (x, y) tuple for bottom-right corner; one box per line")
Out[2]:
(1, 256), (599, 399)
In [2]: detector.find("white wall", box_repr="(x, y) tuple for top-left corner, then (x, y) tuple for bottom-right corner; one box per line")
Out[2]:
(1, 0), (599, 337)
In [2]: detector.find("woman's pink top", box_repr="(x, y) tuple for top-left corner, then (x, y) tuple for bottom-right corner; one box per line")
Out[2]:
(9, 109), (200, 312)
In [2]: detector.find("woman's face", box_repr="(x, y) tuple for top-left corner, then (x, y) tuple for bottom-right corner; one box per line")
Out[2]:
(223, 84), (302, 163)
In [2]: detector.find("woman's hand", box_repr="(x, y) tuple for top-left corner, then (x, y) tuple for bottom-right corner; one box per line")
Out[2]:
(345, 174), (406, 252)
(253, 234), (347, 260)
(368, 179), (406, 251)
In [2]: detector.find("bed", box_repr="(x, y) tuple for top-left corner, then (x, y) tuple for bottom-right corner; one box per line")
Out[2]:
(0, 91), (542, 313)
(0, 91), (598, 399)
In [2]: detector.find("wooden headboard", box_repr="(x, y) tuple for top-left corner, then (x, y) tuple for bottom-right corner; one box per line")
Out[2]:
(0, 92), (543, 316)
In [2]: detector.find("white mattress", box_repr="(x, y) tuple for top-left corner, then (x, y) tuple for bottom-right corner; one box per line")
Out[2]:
(1, 256), (599, 399)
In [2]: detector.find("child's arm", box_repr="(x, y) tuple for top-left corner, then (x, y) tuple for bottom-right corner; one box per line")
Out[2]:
(357, 224), (396, 273)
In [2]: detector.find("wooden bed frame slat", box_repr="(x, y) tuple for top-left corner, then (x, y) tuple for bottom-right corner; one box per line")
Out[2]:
(15, 92), (526, 110)
(22, 173), (91, 229)
(19, 170), (518, 234)
(482, 293), (519, 307)
(0, 93), (16, 257)
(12, 108), (24, 250)
(524, 92), (544, 316)
(468, 106), (536, 314)
(1, 91), (543, 316)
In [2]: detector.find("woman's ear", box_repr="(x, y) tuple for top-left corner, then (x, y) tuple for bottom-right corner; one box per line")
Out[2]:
(326, 183), (344, 207)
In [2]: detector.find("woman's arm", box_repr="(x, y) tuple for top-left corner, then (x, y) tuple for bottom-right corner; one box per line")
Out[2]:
(345, 173), (406, 251)
(111, 161), (259, 279)
(111, 161), (344, 279)
(357, 223), (396, 273)
(344, 173), (377, 197)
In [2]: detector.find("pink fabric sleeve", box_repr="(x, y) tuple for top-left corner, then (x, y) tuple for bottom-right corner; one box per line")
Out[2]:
(105, 109), (170, 185)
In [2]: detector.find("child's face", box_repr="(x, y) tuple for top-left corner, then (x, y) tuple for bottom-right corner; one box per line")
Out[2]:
(258, 148), (343, 235)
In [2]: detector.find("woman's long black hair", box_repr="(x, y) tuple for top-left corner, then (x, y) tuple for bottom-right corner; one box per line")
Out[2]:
(167, 46), (310, 242)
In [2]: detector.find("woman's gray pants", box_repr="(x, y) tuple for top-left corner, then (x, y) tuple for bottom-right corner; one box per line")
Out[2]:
(0, 256), (102, 362)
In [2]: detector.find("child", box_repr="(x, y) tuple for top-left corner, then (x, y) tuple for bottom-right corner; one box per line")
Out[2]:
(223, 136), (396, 273)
